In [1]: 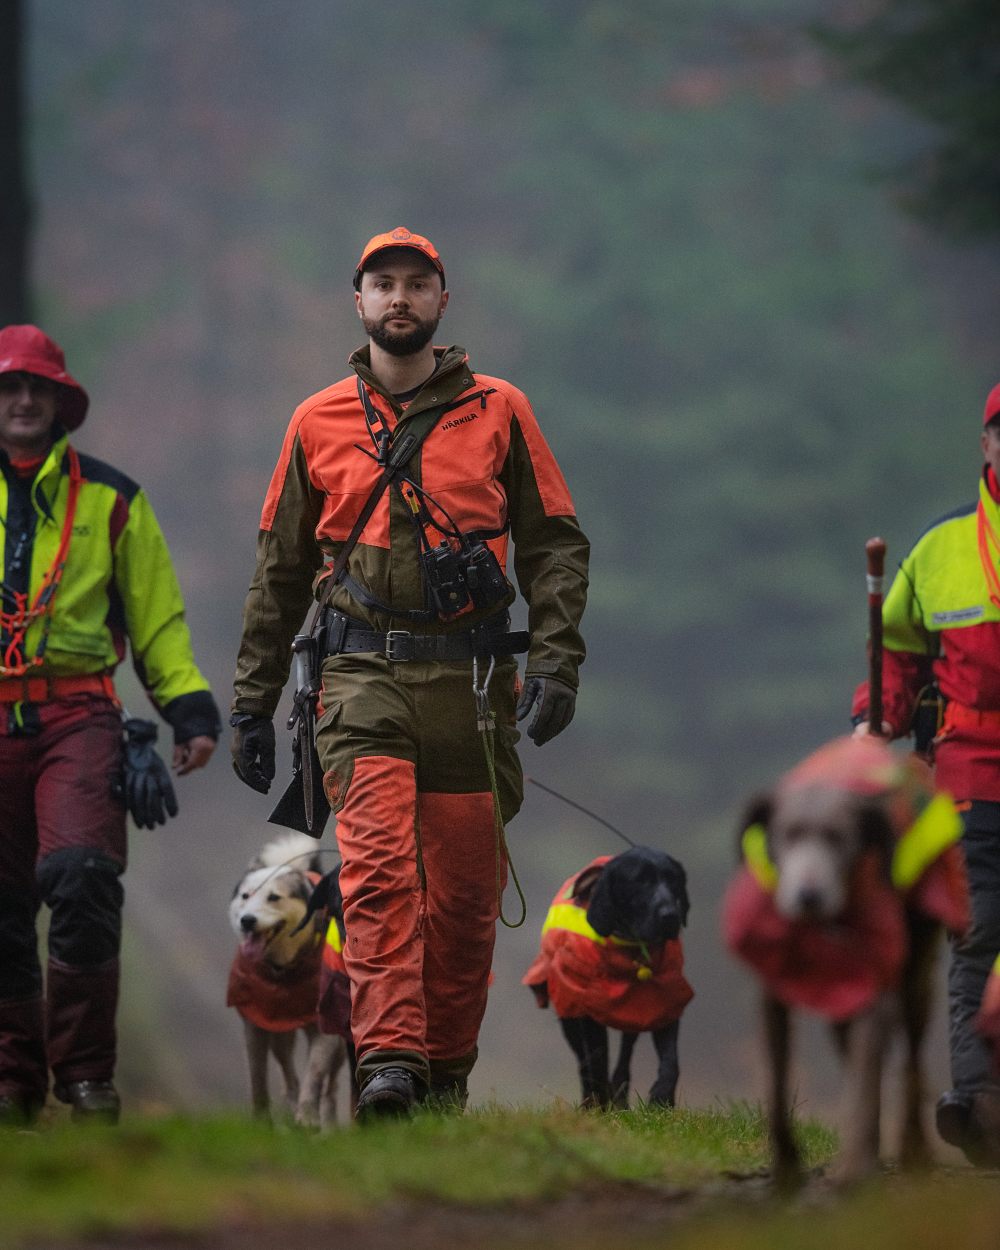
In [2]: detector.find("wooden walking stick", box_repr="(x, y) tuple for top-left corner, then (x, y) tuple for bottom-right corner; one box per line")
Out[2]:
(866, 537), (887, 736)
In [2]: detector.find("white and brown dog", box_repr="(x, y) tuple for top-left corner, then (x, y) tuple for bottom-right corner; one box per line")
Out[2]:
(227, 833), (346, 1128)
(723, 735), (969, 1188)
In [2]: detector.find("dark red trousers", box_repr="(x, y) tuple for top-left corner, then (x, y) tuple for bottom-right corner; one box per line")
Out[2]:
(0, 695), (125, 1106)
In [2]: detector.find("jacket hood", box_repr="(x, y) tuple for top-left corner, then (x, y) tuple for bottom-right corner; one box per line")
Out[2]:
(0, 325), (89, 430)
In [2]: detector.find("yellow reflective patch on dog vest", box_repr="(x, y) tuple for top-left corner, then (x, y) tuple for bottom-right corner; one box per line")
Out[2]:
(542, 902), (607, 946)
(891, 792), (963, 890)
(325, 918), (343, 953)
(742, 823), (778, 892)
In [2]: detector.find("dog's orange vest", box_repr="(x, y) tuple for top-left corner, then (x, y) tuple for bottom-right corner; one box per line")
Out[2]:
(317, 915), (352, 1040)
(226, 939), (323, 1033)
(523, 857), (694, 1032)
(723, 737), (970, 1022)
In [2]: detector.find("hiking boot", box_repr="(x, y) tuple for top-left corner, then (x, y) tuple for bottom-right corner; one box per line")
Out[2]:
(355, 1067), (420, 1122)
(424, 1075), (468, 1112)
(935, 1089), (1000, 1166)
(55, 1079), (121, 1124)
(0, 1092), (40, 1128)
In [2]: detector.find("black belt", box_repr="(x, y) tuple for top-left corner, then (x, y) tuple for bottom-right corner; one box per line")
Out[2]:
(323, 610), (529, 663)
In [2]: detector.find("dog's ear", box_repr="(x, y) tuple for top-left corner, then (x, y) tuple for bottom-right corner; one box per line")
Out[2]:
(586, 865), (617, 938)
(738, 792), (774, 860)
(664, 855), (690, 926)
(858, 799), (894, 870)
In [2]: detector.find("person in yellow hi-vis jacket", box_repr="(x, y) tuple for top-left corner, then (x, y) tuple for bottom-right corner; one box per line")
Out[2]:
(0, 325), (220, 1127)
(852, 381), (1000, 1163)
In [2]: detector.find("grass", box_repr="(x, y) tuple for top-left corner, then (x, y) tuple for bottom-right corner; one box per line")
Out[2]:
(3, 1103), (999, 1250)
(0, 1101), (828, 1243)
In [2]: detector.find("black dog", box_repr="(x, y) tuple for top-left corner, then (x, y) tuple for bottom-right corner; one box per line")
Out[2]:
(524, 846), (693, 1109)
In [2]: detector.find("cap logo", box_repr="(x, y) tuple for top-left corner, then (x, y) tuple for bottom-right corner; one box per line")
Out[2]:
(391, 228), (413, 242)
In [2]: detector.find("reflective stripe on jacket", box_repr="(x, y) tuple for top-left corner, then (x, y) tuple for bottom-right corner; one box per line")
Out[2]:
(523, 858), (693, 1033)
(852, 468), (1000, 799)
(233, 343), (589, 717)
(0, 435), (216, 739)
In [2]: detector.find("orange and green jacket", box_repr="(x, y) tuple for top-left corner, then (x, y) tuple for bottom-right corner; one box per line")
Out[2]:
(0, 433), (219, 742)
(852, 467), (1000, 799)
(234, 344), (589, 716)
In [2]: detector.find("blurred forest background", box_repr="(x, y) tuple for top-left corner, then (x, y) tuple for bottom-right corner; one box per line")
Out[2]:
(6, 0), (1000, 1115)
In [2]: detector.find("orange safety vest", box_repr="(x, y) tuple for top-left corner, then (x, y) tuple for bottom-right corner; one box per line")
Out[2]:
(723, 737), (970, 1022)
(317, 914), (352, 1040)
(523, 857), (693, 1033)
(226, 938), (323, 1033)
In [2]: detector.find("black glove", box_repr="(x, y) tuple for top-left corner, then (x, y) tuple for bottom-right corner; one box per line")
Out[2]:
(230, 714), (276, 794)
(515, 676), (577, 747)
(120, 718), (178, 829)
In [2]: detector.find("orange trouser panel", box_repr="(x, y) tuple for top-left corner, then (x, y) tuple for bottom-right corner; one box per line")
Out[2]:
(335, 756), (425, 1062)
(419, 790), (505, 1061)
(336, 761), (505, 1067)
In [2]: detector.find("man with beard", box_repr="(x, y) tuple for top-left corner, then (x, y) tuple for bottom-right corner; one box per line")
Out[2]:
(231, 228), (589, 1118)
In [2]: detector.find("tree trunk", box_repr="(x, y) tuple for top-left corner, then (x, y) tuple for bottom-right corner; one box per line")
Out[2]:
(0, 0), (32, 324)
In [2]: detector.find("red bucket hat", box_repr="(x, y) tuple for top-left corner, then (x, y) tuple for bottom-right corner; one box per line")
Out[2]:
(984, 382), (1000, 427)
(353, 227), (445, 290)
(0, 325), (89, 430)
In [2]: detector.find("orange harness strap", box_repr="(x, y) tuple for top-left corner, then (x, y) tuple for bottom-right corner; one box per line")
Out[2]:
(977, 500), (1000, 611)
(0, 446), (84, 677)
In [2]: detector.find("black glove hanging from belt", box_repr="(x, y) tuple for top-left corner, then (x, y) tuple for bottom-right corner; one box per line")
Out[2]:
(117, 718), (179, 829)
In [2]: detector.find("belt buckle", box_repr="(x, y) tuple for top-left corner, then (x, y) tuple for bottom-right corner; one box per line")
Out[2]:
(384, 630), (414, 662)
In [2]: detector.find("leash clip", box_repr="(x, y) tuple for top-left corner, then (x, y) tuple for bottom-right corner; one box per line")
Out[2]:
(472, 654), (496, 733)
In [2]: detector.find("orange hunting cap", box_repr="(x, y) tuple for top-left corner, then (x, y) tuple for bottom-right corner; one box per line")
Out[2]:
(353, 227), (445, 290)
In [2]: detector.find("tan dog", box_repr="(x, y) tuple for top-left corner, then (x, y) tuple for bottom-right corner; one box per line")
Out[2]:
(227, 833), (346, 1128)
(724, 736), (969, 1188)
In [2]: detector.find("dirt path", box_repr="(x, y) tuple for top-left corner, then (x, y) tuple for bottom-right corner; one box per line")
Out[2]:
(22, 1174), (778, 1250)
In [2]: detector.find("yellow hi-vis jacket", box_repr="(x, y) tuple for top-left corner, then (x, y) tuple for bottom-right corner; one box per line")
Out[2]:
(0, 434), (217, 740)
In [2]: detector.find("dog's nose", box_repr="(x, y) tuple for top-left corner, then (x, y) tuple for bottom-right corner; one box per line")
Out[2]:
(240, 915), (256, 933)
(796, 887), (824, 918)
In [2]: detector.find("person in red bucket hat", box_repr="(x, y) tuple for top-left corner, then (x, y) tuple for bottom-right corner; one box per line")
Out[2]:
(0, 325), (221, 1126)
(852, 380), (1000, 1163)
(232, 229), (589, 1119)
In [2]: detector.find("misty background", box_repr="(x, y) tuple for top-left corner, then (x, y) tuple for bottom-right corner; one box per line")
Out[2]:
(11, 0), (1000, 1117)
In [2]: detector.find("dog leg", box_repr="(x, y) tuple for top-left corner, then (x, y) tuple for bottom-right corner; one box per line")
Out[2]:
(648, 1020), (680, 1107)
(834, 996), (893, 1185)
(559, 1016), (611, 1108)
(899, 914), (939, 1169)
(298, 1028), (343, 1130)
(270, 1030), (301, 1119)
(610, 1032), (637, 1109)
(321, 1037), (347, 1131)
(243, 1020), (272, 1121)
(763, 993), (801, 1191)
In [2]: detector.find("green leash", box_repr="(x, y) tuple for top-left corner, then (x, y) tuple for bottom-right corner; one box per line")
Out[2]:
(473, 656), (527, 929)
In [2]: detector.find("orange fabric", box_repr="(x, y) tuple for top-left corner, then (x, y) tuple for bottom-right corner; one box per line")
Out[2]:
(418, 790), (502, 1060)
(260, 371), (575, 543)
(723, 855), (909, 1022)
(355, 227), (444, 285)
(0, 672), (116, 704)
(945, 700), (1000, 732)
(226, 939), (322, 1033)
(335, 755), (424, 1059)
(318, 921), (351, 1040)
(334, 757), (501, 1065)
(523, 860), (694, 1033)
